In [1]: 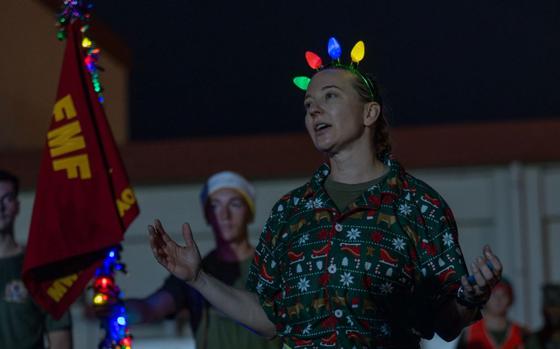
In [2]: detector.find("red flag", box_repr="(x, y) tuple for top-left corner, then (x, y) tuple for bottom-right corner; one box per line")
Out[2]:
(23, 22), (139, 319)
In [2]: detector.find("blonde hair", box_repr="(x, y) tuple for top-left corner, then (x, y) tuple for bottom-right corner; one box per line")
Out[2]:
(350, 71), (392, 160)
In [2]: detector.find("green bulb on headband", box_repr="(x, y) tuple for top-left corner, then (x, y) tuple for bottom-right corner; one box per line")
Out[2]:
(293, 76), (311, 91)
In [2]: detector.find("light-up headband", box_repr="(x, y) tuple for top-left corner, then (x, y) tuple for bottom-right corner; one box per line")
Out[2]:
(293, 37), (376, 100)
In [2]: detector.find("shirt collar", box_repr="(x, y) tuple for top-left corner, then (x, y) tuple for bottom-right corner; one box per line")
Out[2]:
(304, 154), (404, 210)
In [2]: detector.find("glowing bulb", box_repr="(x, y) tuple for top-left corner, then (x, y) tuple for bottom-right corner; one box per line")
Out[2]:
(350, 41), (365, 63)
(109, 251), (115, 258)
(327, 37), (342, 60)
(305, 51), (322, 70)
(293, 76), (310, 91)
(95, 276), (113, 291)
(93, 293), (107, 305)
(82, 37), (92, 48)
(117, 316), (126, 326)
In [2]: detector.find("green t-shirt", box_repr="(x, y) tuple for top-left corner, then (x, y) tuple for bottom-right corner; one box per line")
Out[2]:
(324, 169), (389, 211)
(0, 253), (72, 349)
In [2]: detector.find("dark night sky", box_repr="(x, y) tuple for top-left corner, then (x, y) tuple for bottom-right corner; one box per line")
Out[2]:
(94, 1), (560, 141)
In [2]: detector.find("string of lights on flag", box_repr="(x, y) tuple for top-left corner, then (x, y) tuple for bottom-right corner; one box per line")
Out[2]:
(93, 247), (133, 349)
(56, 0), (105, 103)
(293, 37), (376, 100)
(56, 1), (132, 348)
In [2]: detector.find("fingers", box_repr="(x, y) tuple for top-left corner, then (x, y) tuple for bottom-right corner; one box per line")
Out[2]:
(477, 257), (494, 282)
(471, 260), (489, 293)
(154, 219), (174, 245)
(461, 275), (474, 293)
(182, 223), (194, 246)
(148, 224), (165, 250)
(484, 245), (503, 277)
(464, 245), (503, 296)
(148, 224), (168, 266)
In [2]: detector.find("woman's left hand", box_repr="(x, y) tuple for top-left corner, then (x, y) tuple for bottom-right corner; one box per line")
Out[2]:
(460, 245), (503, 305)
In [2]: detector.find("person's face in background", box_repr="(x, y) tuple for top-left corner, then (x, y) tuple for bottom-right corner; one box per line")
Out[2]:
(206, 188), (252, 244)
(484, 286), (512, 317)
(0, 180), (19, 234)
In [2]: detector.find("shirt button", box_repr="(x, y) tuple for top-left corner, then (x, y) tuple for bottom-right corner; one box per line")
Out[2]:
(335, 223), (343, 232)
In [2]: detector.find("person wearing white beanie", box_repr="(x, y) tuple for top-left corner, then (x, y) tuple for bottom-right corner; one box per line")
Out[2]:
(200, 171), (256, 221)
(103, 171), (280, 349)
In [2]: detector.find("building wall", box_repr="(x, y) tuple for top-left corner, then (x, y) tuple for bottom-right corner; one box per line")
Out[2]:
(13, 162), (560, 348)
(0, 0), (129, 151)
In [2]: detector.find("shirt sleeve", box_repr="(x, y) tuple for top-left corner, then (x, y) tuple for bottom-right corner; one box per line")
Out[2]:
(246, 197), (289, 327)
(414, 189), (468, 306)
(416, 191), (467, 307)
(400, 185), (470, 339)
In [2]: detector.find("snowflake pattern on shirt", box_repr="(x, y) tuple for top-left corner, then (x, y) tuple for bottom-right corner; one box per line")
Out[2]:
(247, 156), (469, 349)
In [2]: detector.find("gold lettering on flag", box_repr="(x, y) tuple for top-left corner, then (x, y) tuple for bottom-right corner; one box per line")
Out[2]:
(48, 121), (85, 157)
(48, 94), (92, 179)
(46, 273), (78, 302)
(52, 155), (92, 179)
(116, 187), (137, 217)
(53, 94), (77, 121)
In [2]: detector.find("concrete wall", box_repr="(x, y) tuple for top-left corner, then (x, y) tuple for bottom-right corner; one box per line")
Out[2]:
(13, 162), (560, 348)
(0, 0), (129, 151)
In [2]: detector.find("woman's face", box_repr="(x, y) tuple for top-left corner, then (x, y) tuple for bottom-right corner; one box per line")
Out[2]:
(303, 69), (378, 155)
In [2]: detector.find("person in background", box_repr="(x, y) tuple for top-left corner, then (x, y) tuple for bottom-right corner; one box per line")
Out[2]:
(0, 170), (72, 349)
(526, 283), (560, 349)
(457, 277), (527, 349)
(105, 171), (280, 349)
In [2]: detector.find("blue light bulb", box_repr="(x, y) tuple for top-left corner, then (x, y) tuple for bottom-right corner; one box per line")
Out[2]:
(327, 37), (342, 60)
(117, 316), (126, 326)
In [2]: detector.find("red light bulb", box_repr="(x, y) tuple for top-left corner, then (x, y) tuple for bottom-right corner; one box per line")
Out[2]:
(305, 51), (322, 70)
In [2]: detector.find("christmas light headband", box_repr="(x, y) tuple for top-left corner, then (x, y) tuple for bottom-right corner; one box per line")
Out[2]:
(293, 37), (376, 100)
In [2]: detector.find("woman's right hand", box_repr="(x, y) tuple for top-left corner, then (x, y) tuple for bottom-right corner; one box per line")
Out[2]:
(148, 219), (202, 283)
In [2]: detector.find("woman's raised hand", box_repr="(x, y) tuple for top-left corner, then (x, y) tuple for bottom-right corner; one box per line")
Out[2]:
(460, 245), (503, 305)
(148, 219), (202, 283)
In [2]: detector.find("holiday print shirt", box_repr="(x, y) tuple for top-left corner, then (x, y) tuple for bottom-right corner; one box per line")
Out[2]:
(246, 157), (469, 349)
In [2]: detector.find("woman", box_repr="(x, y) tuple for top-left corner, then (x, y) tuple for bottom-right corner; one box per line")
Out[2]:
(149, 38), (502, 348)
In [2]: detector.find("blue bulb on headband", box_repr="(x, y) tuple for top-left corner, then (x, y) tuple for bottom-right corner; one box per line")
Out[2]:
(327, 37), (342, 60)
